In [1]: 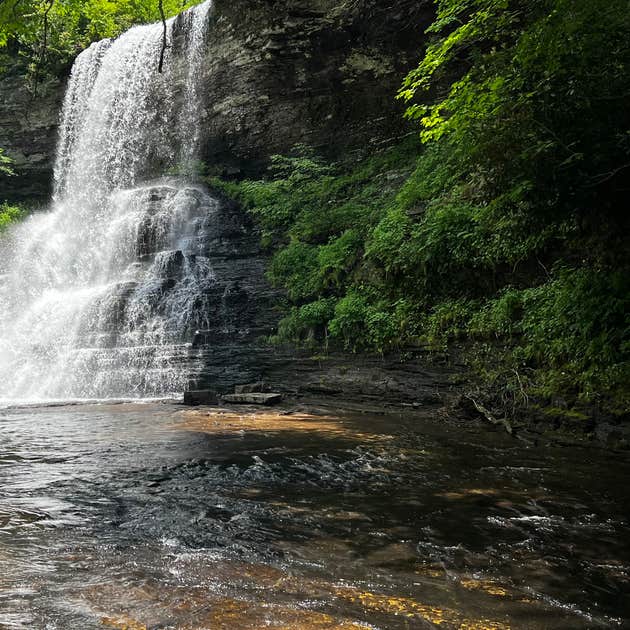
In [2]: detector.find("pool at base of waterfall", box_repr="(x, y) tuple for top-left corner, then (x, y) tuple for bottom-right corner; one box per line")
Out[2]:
(0, 402), (628, 629)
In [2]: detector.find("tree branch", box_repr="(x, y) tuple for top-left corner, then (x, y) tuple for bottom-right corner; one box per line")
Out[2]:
(158, 0), (167, 73)
(586, 162), (630, 188)
(465, 395), (514, 435)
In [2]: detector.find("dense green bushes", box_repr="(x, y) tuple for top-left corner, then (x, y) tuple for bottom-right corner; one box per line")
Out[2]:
(213, 0), (630, 412)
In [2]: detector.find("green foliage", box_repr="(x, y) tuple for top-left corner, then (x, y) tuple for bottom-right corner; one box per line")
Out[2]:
(0, 0), (196, 78)
(417, 269), (630, 404)
(0, 148), (14, 176)
(328, 290), (412, 353)
(274, 297), (337, 345)
(269, 241), (320, 301)
(389, 0), (630, 410)
(0, 202), (25, 232)
(399, 0), (630, 237)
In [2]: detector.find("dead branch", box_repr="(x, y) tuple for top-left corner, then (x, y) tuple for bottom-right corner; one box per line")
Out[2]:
(158, 0), (167, 73)
(465, 395), (513, 435)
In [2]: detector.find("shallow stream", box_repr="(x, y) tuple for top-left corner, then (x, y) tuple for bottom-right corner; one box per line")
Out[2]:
(0, 402), (628, 628)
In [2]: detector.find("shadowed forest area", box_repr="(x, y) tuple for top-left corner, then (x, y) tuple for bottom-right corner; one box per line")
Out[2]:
(213, 0), (630, 425)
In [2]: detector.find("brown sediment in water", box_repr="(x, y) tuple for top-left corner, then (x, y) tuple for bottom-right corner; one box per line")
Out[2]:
(173, 408), (394, 442)
(101, 605), (371, 630)
(88, 555), (518, 630)
(81, 548), (520, 630)
(332, 586), (511, 629)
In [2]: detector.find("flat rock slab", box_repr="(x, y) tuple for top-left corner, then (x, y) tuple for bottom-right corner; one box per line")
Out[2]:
(221, 392), (283, 405)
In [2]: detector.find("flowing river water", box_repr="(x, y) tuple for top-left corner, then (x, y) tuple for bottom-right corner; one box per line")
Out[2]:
(0, 402), (628, 629)
(1, 3), (629, 628)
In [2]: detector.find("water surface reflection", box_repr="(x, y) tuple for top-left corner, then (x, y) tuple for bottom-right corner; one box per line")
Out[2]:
(0, 403), (628, 628)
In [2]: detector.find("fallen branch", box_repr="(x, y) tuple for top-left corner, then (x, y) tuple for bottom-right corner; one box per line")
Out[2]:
(465, 395), (513, 436)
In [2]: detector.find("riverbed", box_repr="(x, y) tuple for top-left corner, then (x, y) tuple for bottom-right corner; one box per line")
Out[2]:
(0, 402), (628, 628)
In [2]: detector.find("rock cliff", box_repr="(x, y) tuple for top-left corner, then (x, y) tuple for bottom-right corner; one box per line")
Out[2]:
(195, 0), (433, 174)
(0, 74), (63, 203)
(0, 0), (444, 405)
(0, 0), (432, 200)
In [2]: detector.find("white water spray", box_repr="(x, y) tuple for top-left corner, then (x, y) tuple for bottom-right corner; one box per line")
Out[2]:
(0, 1), (215, 403)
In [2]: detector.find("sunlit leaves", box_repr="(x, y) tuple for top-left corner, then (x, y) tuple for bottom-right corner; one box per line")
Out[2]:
(0, 0), (197, 75)
(0, 149), (14, 176)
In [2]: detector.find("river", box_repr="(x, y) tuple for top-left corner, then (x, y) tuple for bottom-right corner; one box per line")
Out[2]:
(0, 402), (628, 628)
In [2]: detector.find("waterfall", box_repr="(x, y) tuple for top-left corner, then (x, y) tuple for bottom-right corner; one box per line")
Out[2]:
(0, 1), (216, 403)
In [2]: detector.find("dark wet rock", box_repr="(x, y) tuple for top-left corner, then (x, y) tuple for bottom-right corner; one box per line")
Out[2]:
(180, 192), (457, 401)
(235, 382), (270, 394)
(594, 422), (630, 448)
(221, 392), (283, 405)
(0, 74), (63, 203)
(183, 389), (218, 405)
(158, 250), (186, 279)
(302, 382), (344, 396)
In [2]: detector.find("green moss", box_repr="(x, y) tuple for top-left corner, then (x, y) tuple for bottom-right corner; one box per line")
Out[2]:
(539, 407), (590, 423)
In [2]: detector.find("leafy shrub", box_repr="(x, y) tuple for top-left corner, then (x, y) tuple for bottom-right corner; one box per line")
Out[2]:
(268, 242), (320, 301)
(0, 149), (14, 176)
(275, 298), (337, 344)
(0, 202), (24, 232)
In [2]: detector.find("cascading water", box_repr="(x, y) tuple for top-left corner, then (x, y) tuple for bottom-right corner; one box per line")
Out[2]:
(0, 1), (216, 403)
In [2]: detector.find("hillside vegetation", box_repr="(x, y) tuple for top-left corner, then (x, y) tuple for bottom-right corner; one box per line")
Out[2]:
(215, 0), (630, 418)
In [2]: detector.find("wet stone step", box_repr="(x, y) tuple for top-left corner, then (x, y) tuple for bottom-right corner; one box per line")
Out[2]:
(221, 392), (283, 405)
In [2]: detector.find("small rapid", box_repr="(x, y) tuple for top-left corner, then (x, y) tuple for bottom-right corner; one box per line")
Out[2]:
(0, 403), (628, 628)
(0, 1), (214, 404)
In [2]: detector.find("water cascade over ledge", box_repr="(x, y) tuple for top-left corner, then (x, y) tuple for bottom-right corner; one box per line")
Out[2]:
(0, 1), (216, 403)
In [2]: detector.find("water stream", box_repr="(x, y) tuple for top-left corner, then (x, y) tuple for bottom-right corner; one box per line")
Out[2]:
(0, 403), (628, 628)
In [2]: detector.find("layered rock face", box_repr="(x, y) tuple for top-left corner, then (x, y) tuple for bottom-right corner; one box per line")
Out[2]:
(0, 75), (63, 203)
(0, 0), (445, 403)
(0, 0), (432, 200)
(195, 0), (433, 174)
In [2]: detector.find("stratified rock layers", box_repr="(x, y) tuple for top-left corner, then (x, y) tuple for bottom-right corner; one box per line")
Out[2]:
(0, 0), (445, 403)
(0, 0), (432, 200)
